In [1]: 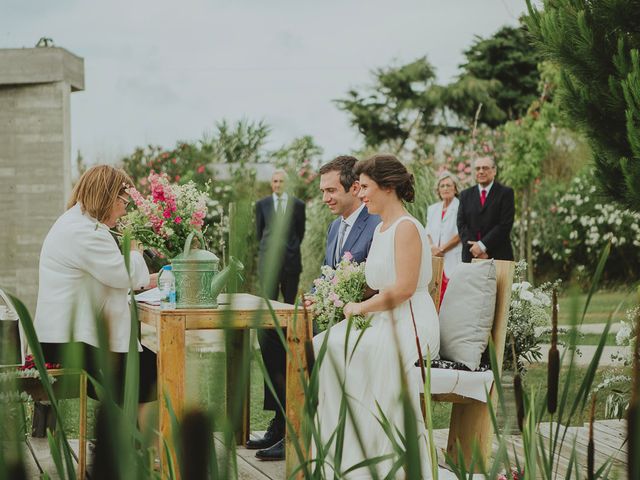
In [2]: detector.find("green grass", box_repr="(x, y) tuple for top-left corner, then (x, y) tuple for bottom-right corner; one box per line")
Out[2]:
(539, 332), (618, 346)
(558, 289), (637, 325)
(523, 363), (623, 425)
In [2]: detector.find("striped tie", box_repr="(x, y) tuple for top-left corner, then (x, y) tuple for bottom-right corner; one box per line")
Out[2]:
(334, 220), (348, 266)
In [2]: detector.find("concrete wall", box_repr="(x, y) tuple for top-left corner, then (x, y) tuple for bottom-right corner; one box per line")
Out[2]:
(0, 47), (84, 313)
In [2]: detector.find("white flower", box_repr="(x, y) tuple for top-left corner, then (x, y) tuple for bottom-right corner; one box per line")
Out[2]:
(520, 290), (535, 301)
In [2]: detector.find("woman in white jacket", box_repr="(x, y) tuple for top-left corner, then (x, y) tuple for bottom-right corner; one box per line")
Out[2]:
(425, 172), (462, 303)
(34, 165), (157, 404)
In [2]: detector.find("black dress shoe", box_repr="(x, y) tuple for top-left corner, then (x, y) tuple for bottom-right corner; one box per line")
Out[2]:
(255, 438), (285, 461)
(246, 417), (284, 450)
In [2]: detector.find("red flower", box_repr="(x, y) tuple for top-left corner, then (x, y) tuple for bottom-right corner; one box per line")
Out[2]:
(174, 216), (182, 224)
(197, 165), (206, 174)
(175, 175), (181, 182)
(163, 209), (172, 219)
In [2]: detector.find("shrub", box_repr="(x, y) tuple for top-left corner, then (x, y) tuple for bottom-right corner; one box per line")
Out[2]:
(532, 170), (640, 283)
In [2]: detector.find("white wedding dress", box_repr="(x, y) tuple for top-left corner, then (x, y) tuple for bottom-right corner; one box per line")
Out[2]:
(313, 215), (462, 479)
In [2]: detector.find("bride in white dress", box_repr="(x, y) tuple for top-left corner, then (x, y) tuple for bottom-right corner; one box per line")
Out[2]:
(313, 154), (454, 479)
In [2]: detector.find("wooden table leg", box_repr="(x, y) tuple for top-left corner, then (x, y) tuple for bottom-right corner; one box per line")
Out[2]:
(157, 313), (186, 476)
(285, 313), (310, 479)
(226, 329), (250, 445)
(78, 372), (87, 480)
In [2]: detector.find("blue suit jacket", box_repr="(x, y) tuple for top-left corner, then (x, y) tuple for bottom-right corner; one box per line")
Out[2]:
(323, 206), (381, 268)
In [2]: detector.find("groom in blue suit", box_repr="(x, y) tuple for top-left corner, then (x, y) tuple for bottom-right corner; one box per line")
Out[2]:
(253, 155), (380, 461)
(319, 156), (381, 267)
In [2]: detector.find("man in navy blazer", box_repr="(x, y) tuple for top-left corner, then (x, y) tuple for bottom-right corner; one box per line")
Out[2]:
(457, 156), (515, 262)
(319, 156), (380, 268)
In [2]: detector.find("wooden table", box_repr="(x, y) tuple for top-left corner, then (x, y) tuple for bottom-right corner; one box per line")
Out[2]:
(137, 293), (311, 478)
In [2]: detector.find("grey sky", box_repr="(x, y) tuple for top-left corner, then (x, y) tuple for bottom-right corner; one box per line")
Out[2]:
(2, 0), (529, 165)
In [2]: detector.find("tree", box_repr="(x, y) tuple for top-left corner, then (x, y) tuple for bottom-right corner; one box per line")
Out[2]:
(335, 57), (446, 157)
(271, 135), (323, 201)
(526, 0), (640, 212)
(500, 107), (551, 279)
(449, 25), (542, 127)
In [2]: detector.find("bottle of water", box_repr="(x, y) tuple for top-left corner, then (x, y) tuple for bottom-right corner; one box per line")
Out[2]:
(159, 265), (176, 310)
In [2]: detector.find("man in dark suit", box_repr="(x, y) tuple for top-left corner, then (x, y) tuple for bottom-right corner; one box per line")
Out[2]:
(248, 169), (305, 459)
(457, 156), (515, 262)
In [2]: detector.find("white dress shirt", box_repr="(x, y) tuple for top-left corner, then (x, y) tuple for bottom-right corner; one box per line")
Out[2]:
(426, 197), (462, 277)
(339, 203), (365, 251)
(272, 192), (288, 213)
(34, 203), (150, 353)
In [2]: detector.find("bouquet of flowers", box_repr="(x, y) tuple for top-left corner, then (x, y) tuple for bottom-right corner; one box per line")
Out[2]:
(119, 172), (209, 258)
(309, 252), (369, 331)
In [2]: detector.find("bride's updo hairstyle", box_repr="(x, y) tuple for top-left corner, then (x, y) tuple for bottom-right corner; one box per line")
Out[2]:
(353, 154), (415, 203)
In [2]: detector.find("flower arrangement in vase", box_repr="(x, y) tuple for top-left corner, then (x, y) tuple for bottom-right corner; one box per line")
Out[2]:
(119, 172), (209, 258)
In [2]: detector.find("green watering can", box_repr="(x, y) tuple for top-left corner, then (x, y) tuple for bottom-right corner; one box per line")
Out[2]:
(171, 232), (244, 309)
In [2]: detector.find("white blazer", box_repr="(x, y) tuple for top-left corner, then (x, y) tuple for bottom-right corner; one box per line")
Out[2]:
(425, 197), (462, 278)
(34, 203), (150, 353)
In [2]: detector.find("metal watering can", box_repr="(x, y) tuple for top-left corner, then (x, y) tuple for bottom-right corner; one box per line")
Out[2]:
(171, 232), (244, 309)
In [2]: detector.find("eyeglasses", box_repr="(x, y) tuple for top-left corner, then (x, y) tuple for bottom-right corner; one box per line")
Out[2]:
(475, 166), (494, 172)
(117, 195), (131, 207)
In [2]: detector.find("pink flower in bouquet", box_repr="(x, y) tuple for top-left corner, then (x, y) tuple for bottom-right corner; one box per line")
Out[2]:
(197, 165), (206, 174)
(190, 209), (206, 228)
(128, 188), (146, 208)
(149, 214), (164, 233)
(163, 209), (172, 219)
(174, 216), (182, 224)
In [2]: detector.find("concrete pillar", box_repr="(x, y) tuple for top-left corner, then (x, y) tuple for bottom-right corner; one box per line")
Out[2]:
(0, 47), (84, 313)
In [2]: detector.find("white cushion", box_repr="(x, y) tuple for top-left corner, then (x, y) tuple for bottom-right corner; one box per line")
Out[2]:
(438, 260), (497, 371)
(415, 367), (494, 403)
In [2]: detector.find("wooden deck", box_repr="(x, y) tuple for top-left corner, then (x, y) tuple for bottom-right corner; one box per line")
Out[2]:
(23, 420), (627, 479)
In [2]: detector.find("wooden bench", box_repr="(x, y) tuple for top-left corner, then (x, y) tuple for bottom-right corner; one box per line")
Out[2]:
(425, 256), (515, 469)
(0, 288), (88, 480)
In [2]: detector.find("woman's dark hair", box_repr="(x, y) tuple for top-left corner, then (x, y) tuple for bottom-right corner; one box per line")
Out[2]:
(353, 154), (415, 202)
(318, 155), (359, 192)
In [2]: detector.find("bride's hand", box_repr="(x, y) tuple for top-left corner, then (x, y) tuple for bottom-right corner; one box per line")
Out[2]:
(343, 302), (362, 318)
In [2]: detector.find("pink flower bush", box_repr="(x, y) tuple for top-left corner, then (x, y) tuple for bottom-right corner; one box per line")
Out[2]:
(119, 172), (210, 258)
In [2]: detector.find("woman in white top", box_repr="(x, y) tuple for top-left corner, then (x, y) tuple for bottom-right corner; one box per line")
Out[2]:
(425, 172), (462, 303)
(34, 165), (157, 404)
